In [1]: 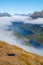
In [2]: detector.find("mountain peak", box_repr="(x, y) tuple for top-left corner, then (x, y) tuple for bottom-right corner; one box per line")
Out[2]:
(0, 12), (11, 17)
(31, 10), (43, 19)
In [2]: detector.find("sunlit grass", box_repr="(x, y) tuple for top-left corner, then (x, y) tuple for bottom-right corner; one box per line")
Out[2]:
(0, 41), (43, 65)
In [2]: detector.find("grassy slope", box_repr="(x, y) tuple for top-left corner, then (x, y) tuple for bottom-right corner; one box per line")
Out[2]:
(0, 41), (43, 65)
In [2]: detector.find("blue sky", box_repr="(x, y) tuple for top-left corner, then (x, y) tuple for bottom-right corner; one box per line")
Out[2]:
(0, 0), (43, 14)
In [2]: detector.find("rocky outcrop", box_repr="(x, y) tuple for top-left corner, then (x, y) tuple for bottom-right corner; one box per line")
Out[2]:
(31, 10), (43, 19)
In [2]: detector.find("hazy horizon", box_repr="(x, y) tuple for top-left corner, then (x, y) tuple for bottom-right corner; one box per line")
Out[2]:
(0, 0), (43, 15)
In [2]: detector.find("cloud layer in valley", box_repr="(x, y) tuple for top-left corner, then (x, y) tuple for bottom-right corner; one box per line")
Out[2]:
(0, 16), (43, 25)
(0, 16), (43, 56)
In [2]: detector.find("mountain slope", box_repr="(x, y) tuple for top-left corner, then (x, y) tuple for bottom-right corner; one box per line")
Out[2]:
(0, 41), (43, 65)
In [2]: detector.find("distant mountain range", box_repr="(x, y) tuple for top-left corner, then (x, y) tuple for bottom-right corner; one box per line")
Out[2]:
(0, 13), (11, 17)
(0, 10), (43, 19)
(14, 10), (43, 19)
(14, 13), (31, 16)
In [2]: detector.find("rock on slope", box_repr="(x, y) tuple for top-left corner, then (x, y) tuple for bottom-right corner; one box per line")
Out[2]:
(0, 41), (43, 65)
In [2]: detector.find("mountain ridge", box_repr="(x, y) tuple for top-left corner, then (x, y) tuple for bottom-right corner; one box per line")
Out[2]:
(30, 10), (43, 19)
(0, 12), (11, 17)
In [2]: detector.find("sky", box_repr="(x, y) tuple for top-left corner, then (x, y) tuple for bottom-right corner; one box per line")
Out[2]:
(0, 0), (43, 14)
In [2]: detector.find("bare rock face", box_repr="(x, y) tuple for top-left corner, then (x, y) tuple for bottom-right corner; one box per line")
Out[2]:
(0, 41), (43, 65)
(31, 10), (43, 19)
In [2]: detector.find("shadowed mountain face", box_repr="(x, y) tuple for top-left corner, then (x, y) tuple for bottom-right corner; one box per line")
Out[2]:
(30, 10), (43, 19)
(0, 13), (11, 17)
(0, 41), (43, 65)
